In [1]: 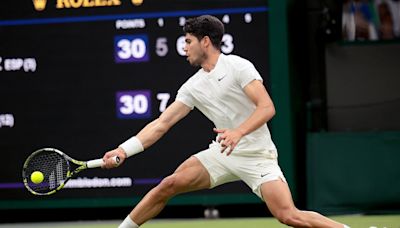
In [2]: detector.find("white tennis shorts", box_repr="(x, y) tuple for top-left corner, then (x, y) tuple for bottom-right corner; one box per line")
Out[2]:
(193, 143), (286, 200)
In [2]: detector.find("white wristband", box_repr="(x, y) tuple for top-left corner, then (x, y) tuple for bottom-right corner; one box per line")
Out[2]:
(119, 136), (144, 158)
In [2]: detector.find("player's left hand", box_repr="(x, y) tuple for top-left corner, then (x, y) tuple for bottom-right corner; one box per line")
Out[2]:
(213, 128), (244, 155)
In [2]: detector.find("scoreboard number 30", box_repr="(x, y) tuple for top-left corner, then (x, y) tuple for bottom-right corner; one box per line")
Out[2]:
(116, 91), (171, 119)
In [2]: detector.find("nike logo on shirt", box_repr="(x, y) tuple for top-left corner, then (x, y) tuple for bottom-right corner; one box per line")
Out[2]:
(217, 75), (226, 81)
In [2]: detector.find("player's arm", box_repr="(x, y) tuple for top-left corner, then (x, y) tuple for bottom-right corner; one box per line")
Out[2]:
(237, 79), (275, 135)
(102, 101), (191, 168)
(136, 101), (191, 148)
(214, 79), (275, 154)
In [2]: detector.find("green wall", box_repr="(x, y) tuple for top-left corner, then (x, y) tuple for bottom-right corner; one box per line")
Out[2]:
(269, 0), (297, 199)
(307, 132), (400, 214)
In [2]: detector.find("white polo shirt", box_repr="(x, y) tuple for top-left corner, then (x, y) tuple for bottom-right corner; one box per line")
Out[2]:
(176, 54), (276, 152)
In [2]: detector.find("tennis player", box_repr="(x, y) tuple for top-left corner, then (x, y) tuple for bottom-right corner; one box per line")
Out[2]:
(103, 15), (349, 228)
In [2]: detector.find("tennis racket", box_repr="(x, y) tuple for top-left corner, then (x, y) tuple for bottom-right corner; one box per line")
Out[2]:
(22, 147), (119, 196)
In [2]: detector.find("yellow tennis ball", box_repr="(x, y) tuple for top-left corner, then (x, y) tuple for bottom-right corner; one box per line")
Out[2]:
(31, 171), (44, 184)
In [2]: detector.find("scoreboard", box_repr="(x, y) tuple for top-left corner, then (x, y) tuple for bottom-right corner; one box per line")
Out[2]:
(0, 0), (269, 208)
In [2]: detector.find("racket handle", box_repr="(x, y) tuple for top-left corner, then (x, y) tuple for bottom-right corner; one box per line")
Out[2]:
(87, 156), (120, 168)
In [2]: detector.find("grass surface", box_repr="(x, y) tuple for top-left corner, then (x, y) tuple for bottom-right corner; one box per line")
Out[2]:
(1, 215), (399, 228)
(141, 215), (400, 228)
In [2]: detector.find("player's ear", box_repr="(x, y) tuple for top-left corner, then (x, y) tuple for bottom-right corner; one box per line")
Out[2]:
(202, 36), (211, 47)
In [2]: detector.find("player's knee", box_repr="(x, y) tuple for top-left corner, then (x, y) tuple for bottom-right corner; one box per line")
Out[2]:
(275, 210), (302, 226)
(157, 175), (178, 197)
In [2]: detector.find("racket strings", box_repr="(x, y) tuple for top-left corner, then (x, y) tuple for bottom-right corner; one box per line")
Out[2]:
(24, 150), (69, 194)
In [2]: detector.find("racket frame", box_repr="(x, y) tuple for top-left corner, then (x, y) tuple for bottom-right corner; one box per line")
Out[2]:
(22, 148), (90, 196)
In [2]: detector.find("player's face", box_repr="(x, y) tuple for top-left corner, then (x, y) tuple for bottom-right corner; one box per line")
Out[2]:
(184, 33), (206, 67)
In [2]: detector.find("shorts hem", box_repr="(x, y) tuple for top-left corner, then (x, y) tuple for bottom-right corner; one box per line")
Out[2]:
(192, 154), (217, 189)
(254, 174), (287, 201)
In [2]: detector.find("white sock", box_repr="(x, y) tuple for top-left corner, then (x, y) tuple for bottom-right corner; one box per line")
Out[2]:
(343, 224), (350, 228)
(118, 215), (139, 228)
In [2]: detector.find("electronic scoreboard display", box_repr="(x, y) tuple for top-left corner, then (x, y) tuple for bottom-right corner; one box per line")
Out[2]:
(0, 0), (269, 208)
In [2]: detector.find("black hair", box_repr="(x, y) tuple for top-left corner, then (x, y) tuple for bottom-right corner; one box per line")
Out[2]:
(183, 15), (224, 49)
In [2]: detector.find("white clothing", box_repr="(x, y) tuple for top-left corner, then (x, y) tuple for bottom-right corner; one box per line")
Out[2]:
(119, 215), (139, 228)
(193, 145), (286, 199)
(176, 54), (276, 153)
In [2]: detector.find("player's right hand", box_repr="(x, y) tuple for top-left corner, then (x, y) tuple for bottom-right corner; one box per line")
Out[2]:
(102, 147), (127, 169)
(213, 128), (244, 155)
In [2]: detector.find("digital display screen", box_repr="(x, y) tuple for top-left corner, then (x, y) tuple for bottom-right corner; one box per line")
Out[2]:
(0, 0), (269, 207)
(342, 0), (400, 42)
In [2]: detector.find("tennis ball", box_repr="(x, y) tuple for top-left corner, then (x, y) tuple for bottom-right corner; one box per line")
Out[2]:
(31, 171), (44, 184)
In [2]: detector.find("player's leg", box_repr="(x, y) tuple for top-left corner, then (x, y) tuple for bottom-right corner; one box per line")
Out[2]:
(261, 179), (346, 228)
(128, 156), (211, 226)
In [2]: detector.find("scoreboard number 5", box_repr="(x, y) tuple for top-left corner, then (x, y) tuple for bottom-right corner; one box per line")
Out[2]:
(156, 37), (168, 57)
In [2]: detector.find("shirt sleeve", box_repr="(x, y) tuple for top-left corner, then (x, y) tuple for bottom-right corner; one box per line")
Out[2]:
(237, 62), (263, 88)
(175, 84), (195, 110)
